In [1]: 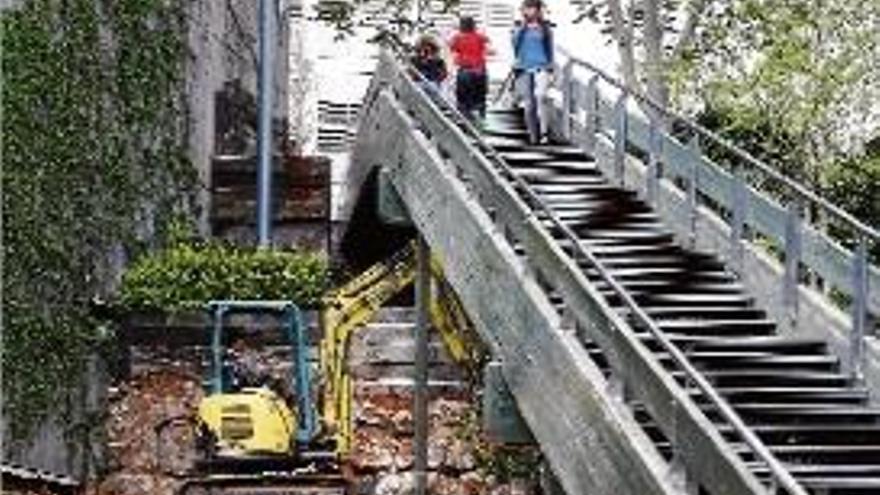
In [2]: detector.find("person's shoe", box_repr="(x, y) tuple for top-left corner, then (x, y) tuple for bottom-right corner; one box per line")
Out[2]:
(539, 134), (551, 145)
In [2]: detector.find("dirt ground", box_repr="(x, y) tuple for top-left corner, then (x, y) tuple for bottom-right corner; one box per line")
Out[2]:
(89, 360), (540, 495)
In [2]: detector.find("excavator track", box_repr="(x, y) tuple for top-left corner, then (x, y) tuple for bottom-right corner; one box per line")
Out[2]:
(179, 473), (347, 495)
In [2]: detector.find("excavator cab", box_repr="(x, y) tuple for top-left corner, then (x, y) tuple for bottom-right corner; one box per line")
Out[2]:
(195, 300), (317, 465)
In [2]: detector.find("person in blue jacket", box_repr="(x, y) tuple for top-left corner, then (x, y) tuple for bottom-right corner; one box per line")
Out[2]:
(511, 0), (554, 144)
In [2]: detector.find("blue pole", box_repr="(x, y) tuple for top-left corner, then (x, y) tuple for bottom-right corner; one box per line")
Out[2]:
(257, 0), (275, 247)
(211, 305), (226, 394)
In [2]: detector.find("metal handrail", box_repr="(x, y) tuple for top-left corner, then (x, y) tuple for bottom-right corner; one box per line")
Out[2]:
(556, 48), (880, 244)
(384, 49), (808, 495)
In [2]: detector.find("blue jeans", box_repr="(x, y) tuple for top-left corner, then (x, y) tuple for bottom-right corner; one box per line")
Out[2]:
(515, 69), (552, 143)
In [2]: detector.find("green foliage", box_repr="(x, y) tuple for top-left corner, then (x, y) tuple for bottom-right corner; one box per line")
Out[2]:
(665, 0), (880, 241)
(455, 403), (540, 484)
(119, 243), (330, 311)
(671, 0), (880, 173)
(312, 0), (460, 40)
(695, 104), (805, 180)
(2, 0), (195, 440)
(824, 153), (880, 230)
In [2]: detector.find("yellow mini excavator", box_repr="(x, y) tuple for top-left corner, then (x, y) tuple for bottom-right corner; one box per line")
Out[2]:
(157, 242), (480, 495)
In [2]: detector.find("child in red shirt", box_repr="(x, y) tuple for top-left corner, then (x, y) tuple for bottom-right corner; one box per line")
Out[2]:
(449, 17), (491, 124)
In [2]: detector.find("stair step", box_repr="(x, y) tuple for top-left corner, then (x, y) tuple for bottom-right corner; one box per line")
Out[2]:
(481, 117), (880, 492)
(669, 370), (851, 387)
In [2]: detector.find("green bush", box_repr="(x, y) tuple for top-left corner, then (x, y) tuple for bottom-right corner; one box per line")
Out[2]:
(119, 243), (330, 311)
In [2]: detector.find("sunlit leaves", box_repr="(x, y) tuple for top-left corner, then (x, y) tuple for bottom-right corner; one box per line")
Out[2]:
(119, 243), (330, 311)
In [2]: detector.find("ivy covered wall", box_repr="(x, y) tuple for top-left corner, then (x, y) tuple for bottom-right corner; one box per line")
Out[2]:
(1, 0), (297, 473)
(2, 0), (200, 467)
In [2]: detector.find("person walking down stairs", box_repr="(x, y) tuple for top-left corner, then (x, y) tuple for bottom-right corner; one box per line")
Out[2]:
(511, 0), (555, 145)
(449, 16), (492, 128)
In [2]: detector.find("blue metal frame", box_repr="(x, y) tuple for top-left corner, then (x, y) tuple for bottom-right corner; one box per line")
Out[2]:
(205, 299), (316, 444)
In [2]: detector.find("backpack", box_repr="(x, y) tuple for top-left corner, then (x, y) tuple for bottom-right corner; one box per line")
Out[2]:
(513, 20), (553, 64)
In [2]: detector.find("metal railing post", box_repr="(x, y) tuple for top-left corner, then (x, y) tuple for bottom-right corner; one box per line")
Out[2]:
(414, 235), (430, 495)
(613, 92), (628, 186)
(783, 200), (803, 330)
(583, 75), (599, 157)
(730, 164), (747, 272)
(850, 236), (869, 380)
(561, 60), (574, 140)
(687, 136), (700, 249)
(647, 113), (661, 205)
(211, 305), (226, 394)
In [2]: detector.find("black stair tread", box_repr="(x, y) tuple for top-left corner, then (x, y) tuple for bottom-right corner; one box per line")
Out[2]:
(629, 307), (767, 319)
(593, 278), (743, 295)
(672, 370), (851, 383)
(575, 228), (677, 240)
(589, 267), (737, 280)
(711, 387), (870, 400)
(679, 373), (851, 388)
(653, 318), (775, 329)
(523, 175), (612, 185)
(549, 211), (662, 223)
(583, 257), (719, 270)
(687, 336), (826, 349)
(501, 149), (586, 160)
(670, 354), (839, 372)
(514, 170), (602, 181)
(635, 325), (775, 338)
(657, 442), (880, 458)
(548, 219), (668, 231)
(483, 128), (530, 139)
(747, 463), (880, 475)
(722, 424), (880, 434)
(741, 407), (880, 417)
(641, 293), (754, 304)
(728, 402), (870, 411)
(500, 151), (567, 162)
(533, 184), (636, 195)
(579, 244), (687, 256)
(636, 334), (821, 347)
(676, 351), (836, 361)
(791, 478), (880, 489)
(585, 266), (731, 279)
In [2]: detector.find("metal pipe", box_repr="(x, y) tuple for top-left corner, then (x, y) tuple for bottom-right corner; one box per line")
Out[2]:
(414, 235), (430, 495)
(211, 305), (225, 394)
(687, 136), (699, 249)
(613, 93), (628, 186)
(257, 0), (275, 247)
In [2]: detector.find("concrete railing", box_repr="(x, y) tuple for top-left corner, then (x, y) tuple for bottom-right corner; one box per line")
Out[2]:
(350, 49), (794, 495)
(548, 50), (880, 391)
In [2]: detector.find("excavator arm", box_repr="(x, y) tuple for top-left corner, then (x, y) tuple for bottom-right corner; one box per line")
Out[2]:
(320, 241), (481, 456)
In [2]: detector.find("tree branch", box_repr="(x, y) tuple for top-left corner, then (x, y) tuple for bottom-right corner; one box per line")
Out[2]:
(671, 0), (709, 60)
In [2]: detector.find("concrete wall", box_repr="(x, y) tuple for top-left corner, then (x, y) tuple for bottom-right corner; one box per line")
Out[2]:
(185, 0), (291, 234)
(1, 0), (293, 479)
